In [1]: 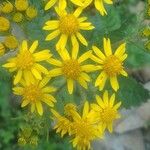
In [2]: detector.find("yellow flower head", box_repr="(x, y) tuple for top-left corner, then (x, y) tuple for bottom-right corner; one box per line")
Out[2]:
(15, 0), (29, 11)
(26, 6), (38, 19)
(70, 101), (102, 150)
(0, 16), (10, 32)
(45, 0), (66, 10)
(51, 109), (72, 137)
(0, 2), (13, 14)
(13, 12), (23, 23)
(0, 42), (5, 56)
(13, 77), (57, 115)
(43, 7), (94, 50)
(48, 45), (99, 94)
(91, 38), (128, 91)
(71, 0), (113, 16)
(91, 91), (121, 133)
(3, 40), (52, 85)
(4, 35), (18, 49)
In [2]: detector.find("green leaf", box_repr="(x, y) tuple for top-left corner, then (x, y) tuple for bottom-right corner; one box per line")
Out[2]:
(126, 42), (150, 68)
(118, 77), (149, 108)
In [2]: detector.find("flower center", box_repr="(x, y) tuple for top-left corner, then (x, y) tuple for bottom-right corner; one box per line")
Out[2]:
(101, 108), (117, 123)
(62, 59), (81, 79)
(23, 84), (42, 102)
(103, 55), (123, 76)
(59, 14), (79, 35)
(16, 51), (34, 70)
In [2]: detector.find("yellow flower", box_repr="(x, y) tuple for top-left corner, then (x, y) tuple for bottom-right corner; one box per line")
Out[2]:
(13, 12), (23, 23)
(51, 109), (72, 137)
(4, 35), (18, 49)
(91, 38), (128, 91)
(13, 77), (57, 115)
(0, 42), (5, 56)
(91, 91), (121, 133)
(26, 6), (38, 19)
(45, 0), (66, 10)
(0, 16), (10, 32)
(15, 0), (29, 11)
(48, 46), (99, 94)
(70, 101), (102, 150)
(3, 40), (52, 85)
(71, 0), (113, 16)
(0, 2), (13, 14)
(43, 7), (94, 50)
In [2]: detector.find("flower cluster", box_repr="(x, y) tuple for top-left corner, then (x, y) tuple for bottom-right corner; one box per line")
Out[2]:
(0, 0), (128, 149)
(0, 0), (37, 23)
(51, 90), (121, 149)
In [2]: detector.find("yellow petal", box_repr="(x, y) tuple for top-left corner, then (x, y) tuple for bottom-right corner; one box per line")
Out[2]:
(95, 71), (107, 87)
(72, 46), (79, 62)
(35, 101), (43, 115)
(92, 46), (105, 60)
(110, 76), (119, 91)
(34, 63), (48, 74)
(81, 65), (102, 72)
(103, 90), (109, 106)
(67, 78), (74, 94)
(42, 98), (54, 107)
(31, 68), (42, 80)
(29, 40), (38, 53)
(109, 93), (115, 107)
(13, 87), (24, 95)
(96, 95), (104, 109)
(33, 50), (51, 61)
(82, 101), (89, 118)
(46, 30), (60, 41)
(49, 68), (62, 77)
(76, 32), (88, 46)
(56, 34), (68, 50)
(58, 48), (70, 60)
(21, 99), (30, 107)
(78, 77), (88, 89)
(31, 103), (35, 113)
(80, 72), (90, 81)
(47, 58), (62, 67)
(73, 7), (83, 17)
(94, 0), (107, 16)
(115, 43), (126, 57)
(121, 69), (128, 77)
(58, 0), (66, 10)
(45, 0), (57, 10)
(103, 38), (112, 56)
(78, 50), (92, 63)
(14, 70), (22, 85)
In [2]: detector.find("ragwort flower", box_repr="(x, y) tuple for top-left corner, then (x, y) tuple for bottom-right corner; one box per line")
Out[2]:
(43, 7), (94, 50)
(70, 101), (103, 150)
(13, 77), (57, 115)
(91, 91), (121, 133)
(3, 40), (52, 85)
(91, 38), (128, 91)
(48, 45), (99, 94)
